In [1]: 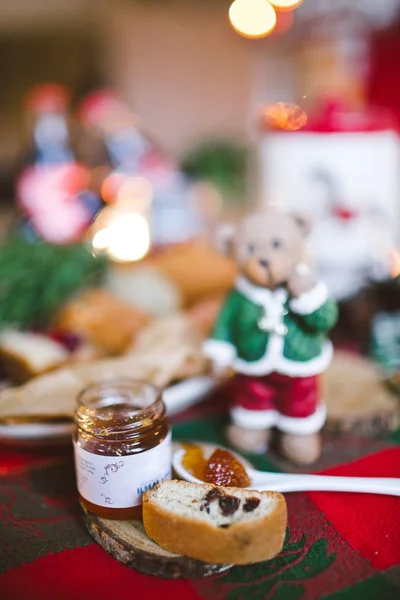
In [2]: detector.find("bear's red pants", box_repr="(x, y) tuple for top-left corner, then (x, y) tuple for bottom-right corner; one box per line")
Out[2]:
(231, 372), (326, 435)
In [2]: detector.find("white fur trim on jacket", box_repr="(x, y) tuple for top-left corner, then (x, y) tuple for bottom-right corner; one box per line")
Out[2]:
(236, 276), (288, 306)
(233, 339), (333, 377)
(203, 339), (236, 366)
(231, 403), (327, 435)
(289, 282), (329, 315)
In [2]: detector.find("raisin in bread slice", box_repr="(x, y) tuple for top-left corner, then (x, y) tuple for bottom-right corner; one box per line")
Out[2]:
(143, 480), (287, 565)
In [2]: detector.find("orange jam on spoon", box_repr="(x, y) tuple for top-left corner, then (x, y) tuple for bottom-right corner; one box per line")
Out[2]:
(182, 445), (250, 488)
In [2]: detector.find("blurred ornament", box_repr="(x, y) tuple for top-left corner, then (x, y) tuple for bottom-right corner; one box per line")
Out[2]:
(78, 89), (139, 133)
(260, 102), (308, 131)
(140, 150), (177, 184)
(270, 0), (302, 10)
(79, 88), (206, 249)
(78, 89), (145, 165)
(17, 162), (93, 245)
(24, 83), (74, 166)
(229, 0), (277, 39)
(295, 0), (400, 28)
(24, 83), (70, 115)
(16, 83), (101, 244)
(258, 101), (400, 302)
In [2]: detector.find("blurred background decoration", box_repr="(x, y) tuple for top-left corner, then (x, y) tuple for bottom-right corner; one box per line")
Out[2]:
(228, 0), (278, 39)
(0, 0), (399, 365)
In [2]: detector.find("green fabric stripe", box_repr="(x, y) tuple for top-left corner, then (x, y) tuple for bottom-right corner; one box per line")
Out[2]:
(322, 574), (398, 599)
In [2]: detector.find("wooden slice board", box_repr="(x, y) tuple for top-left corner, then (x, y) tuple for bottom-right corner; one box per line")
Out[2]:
(82, 506), (232, 579)
(322, 351), (400, 437)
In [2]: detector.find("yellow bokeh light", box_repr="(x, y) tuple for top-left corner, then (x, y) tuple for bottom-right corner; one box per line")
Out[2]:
(92, 228), (111, 251)
(390, 247), (400, 279)
(91, 209), (151, 263)
(106, 212), (150, 262)
(270, 0), (303, 11)
(261, 102), (308, 131)
(229, 0), (277, 39)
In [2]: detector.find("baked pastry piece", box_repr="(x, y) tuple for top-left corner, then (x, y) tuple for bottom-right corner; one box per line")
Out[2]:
(53, 288), (150, 354)
(0, 329), (207, 419)
(0, 331), (69, 384)
(148, 241), (236, 306)
(143, 480), (287, 565)
(123, 241), (236, 307)
(129, 313), (208, 380)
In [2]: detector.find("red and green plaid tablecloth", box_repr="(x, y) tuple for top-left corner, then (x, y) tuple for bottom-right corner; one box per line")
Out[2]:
(1, 387), (400, 600)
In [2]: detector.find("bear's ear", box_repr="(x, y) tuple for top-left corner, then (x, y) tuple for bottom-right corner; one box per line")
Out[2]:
(292, 211), (313, 237)
(214, 222), (237, 256)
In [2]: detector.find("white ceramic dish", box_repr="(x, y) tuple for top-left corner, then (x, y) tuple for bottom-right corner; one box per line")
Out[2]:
(0, 376), (216, 446)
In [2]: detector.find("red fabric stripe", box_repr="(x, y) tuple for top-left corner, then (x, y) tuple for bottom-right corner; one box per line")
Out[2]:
(0, 444), (70, 475)
(307, 447), (400, 569)
(0, 545), (202, 600)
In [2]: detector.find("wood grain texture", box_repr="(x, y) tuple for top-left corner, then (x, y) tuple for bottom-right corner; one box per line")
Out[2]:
(323, 351), (400, 437)
(82, 506), (232, 579)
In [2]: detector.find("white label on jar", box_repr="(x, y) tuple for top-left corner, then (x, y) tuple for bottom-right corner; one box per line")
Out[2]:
(73, 432), (172, 509)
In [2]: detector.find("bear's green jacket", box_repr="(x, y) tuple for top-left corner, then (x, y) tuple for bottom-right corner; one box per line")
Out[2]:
(203, 276), (338, 377)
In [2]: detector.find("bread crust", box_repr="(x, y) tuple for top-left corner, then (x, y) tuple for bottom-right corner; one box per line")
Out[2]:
(0, 346), (66, 384)
(143, 481), (287, 565)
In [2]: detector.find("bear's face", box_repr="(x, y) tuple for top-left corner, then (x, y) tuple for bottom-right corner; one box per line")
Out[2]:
(219, 209), (311, 290)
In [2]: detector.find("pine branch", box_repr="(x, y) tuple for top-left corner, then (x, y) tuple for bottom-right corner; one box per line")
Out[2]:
(0, 238), (108, 330)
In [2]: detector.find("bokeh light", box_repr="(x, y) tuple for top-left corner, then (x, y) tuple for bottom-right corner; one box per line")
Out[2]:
(92, 210), (150, 262)
(260, 102), (308, 131)
(229, 0), (277, 39)
(390, 247), (400, 279)
(92, 174), (152, 262)
(270, 0), (303, 11)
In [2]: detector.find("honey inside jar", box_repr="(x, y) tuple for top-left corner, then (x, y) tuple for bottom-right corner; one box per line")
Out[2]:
(74, 379), (171, 520)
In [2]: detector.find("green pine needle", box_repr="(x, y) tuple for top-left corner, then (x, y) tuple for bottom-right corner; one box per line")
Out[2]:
(0, 238), (108, 330)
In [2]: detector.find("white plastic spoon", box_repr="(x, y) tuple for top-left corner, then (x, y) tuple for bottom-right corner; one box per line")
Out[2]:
(173, 444), (400, 497)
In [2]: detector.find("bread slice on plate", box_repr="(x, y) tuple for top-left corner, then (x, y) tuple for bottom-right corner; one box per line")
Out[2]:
(0, 331), (69, 384)
(143, 480), (287, 565)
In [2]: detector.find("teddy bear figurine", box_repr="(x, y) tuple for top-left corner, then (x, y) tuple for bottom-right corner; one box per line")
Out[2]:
(203, 206), (338, 465)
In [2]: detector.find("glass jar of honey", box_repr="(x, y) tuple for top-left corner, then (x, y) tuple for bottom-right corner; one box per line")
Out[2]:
(73, 379), (171, 519)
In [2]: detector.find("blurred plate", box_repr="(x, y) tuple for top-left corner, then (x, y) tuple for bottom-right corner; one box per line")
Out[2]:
(0, 376), (216, 446)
